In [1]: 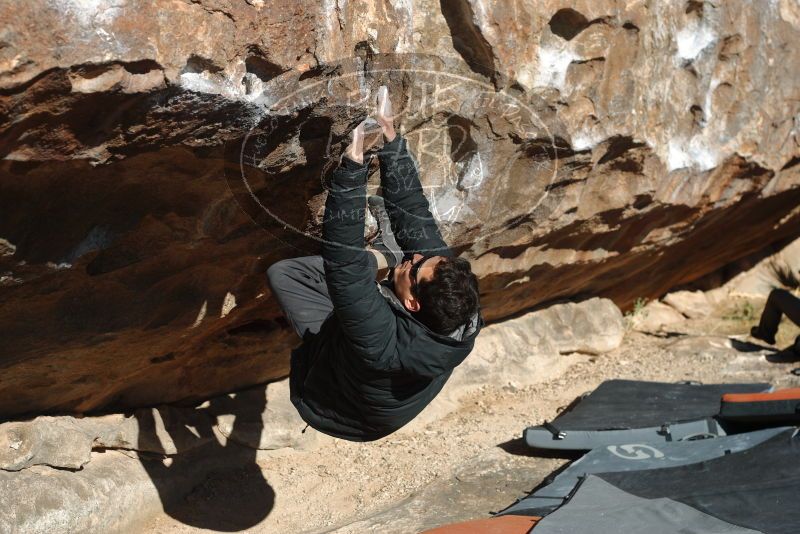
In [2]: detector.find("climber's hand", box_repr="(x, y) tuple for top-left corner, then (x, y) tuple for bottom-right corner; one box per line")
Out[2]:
(375, 85), (396, 141)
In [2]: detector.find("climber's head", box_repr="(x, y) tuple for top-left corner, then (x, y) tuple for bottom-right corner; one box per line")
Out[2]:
(393, 253), (480, 335)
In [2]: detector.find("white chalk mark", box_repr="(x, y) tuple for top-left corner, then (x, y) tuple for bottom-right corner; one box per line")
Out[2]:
(534, 46), (578, 91)
(191, 300), (208, 328)
(458, 152), (485, 189)
(676, 22), (716, 61)
(220, 292), (237, 318)
(667, 137), (719, 172)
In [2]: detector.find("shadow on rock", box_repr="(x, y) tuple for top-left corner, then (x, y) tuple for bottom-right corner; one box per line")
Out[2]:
(497, 437), (582, 460)
(136, 387), (275, 531)
(728, 337), (800, 363)
(729, 338), (779, 354)
(765, 347), (800, 363)
(643, 331), (687, 339)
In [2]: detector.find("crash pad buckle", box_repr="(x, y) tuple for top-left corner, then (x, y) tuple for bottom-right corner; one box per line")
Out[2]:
(543, 421), (566, 440)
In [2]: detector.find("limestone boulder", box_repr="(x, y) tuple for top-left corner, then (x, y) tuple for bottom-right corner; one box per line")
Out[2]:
(630, 300), (687, 333)
(0, 417), (93, 471)
(531, 297), (625, 355)
(663, 290), (715, 319)
(0, 0), (799, 417)
(0, 451), (165, 534)
(0, 443), (273, 534)
(0, 406), (219, 471)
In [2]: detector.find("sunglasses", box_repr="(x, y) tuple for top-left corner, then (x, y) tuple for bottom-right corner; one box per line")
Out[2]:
(404, 253), (435, 295)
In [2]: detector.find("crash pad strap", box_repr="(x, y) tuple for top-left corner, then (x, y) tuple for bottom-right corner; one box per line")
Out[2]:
(542, 421), (566, 440)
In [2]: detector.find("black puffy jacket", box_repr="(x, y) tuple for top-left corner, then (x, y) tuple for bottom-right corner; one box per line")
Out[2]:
(289, 135), (484, 441)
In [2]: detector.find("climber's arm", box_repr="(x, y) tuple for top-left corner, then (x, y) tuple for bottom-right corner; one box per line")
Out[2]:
(377, 134), (453, 257)
(322, 157), (398, 363)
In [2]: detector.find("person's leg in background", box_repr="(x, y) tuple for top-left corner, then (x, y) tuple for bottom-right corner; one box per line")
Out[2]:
(751, 288), (800, 347)
(267, 256), (334, 340)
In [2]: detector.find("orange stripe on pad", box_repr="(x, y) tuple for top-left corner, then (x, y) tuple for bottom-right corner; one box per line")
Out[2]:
(422, 515), (541, 534)
(722, 389), (800, 403)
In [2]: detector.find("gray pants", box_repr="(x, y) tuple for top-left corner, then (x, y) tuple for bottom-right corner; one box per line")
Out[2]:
(267, 255), (334, 341)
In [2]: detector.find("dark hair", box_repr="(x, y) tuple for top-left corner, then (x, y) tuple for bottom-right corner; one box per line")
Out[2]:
(415, 257), (480, 335)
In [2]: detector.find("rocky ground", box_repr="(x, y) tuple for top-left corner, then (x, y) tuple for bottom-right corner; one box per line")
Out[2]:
(141, 298), (800, 534)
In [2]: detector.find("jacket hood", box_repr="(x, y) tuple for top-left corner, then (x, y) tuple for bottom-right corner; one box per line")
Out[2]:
(377, 280), (484, 377)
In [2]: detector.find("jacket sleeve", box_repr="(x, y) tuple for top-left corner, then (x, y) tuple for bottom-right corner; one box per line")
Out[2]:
(378, 134), (454, 257)
(322, 155), (398, 366)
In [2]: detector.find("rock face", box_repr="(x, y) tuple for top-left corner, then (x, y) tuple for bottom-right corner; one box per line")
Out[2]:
(1, 1), (799, 418)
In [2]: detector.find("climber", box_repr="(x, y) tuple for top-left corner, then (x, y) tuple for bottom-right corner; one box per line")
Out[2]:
(750, 287), (800, 356)
(266, 86), (484, 442)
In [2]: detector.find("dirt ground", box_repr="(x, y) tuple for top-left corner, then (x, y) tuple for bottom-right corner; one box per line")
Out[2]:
(141, 299), (800, 534)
